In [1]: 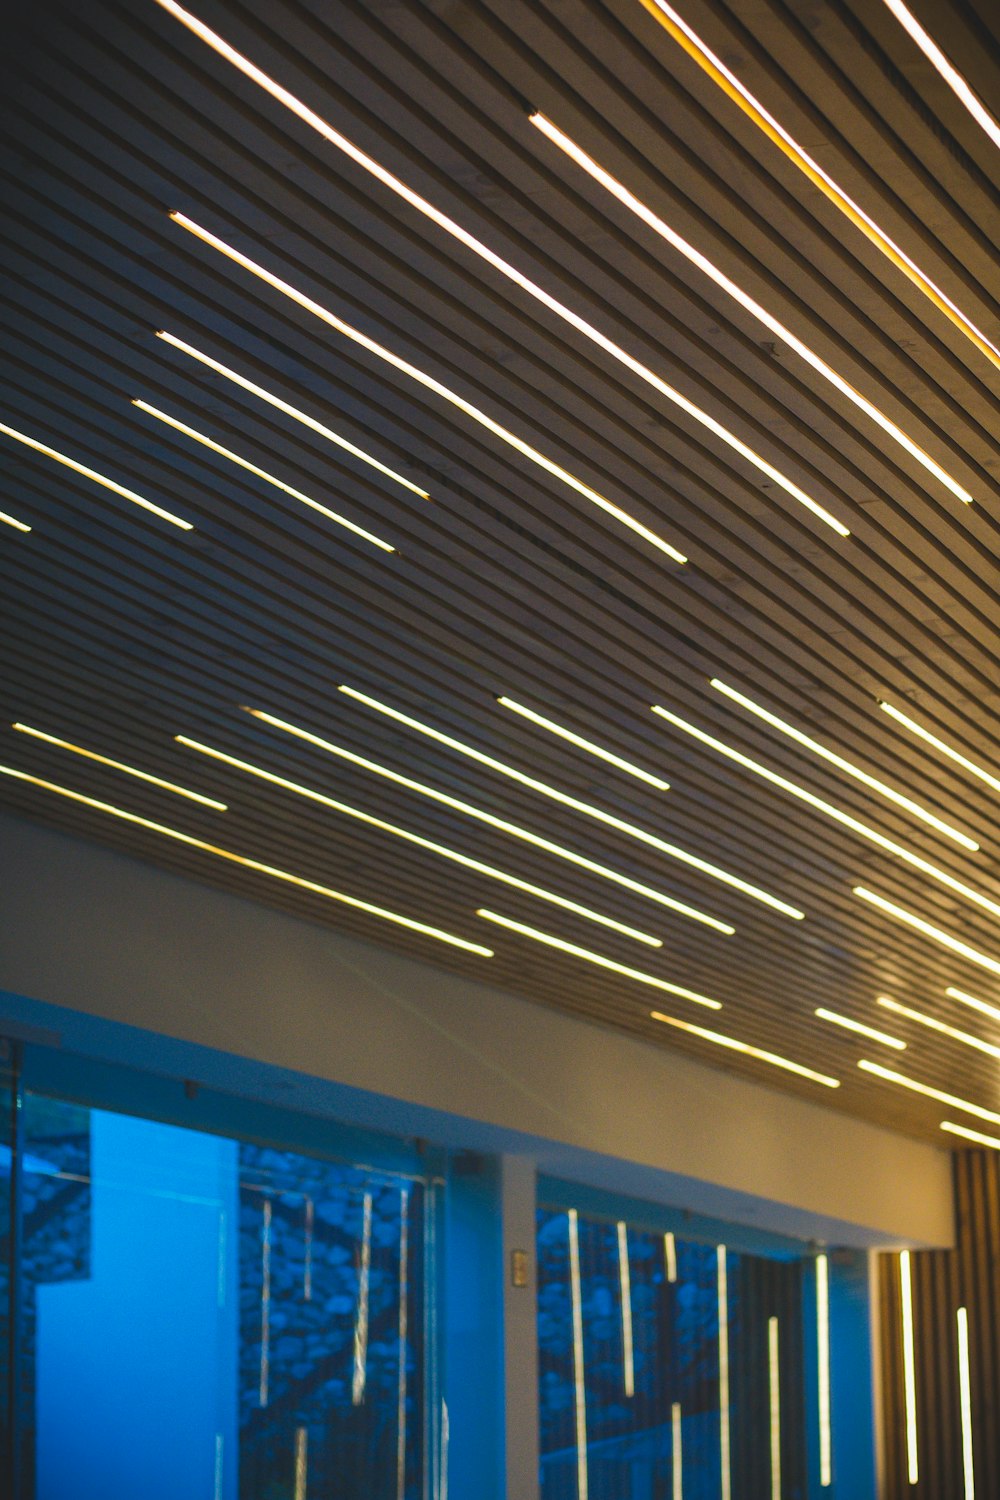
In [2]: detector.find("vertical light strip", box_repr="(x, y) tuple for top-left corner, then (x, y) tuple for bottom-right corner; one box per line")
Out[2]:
(259, 1198), (272, 1407)
(303, 1196), (313, 1301)
(672, 1402), (683, 1500)
(899, 1251), (919, 1485)
(293, 1427), (308, 1500)
(568, 1209), (589, 1500)
(617, 1221), (635, 1397)
(352, 1191), (373, 1405)
(665, 1230), (678, 1284)
(816, 1254), (832, 1487)
(882, 0), (1000, 155)
(214, 1434), (224, 1500)
(717, 1245), (731, 1500)
(396, 1187), (410, 1500)
(768, 1316), (781, 1500)
(957, 1307), (975, 1499)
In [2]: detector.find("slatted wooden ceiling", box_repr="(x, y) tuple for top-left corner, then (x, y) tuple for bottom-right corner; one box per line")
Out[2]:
(2, 0), (999, 1142)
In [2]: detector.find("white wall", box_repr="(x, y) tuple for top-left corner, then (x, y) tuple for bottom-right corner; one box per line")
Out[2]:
(0, 812), (953, 1248)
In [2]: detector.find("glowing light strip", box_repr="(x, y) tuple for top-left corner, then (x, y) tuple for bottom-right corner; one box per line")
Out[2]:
(859, 1060), (1000, 1126)
(343, 686), (801, 918)
(133, 400), (395, 552)
(899, 1251), (919, 1485)
(568, 1209), (589, 1500)
(0, 418), (192, 529)
(768, 1317), (781, 1500)
(815, 1007), (906, 1050)
(477, 909), (722, 1007)
(853, 887), (1000, 977)
(816, 1255), (832, 1488)
(655, 706), (999, 922)
(941, 1121), (1000, 1150)
(711, 679), (977, 850)
(259, 1199), (271, 1407)
(177, 734), (662, 946)
(617, 1221), (635, 1397)
(957, 1306), (976, 1500)
(652, 1010), (839, 1086)
(246, 707), (734, 932)
(293, 1428), (307, 1500)
(352, 1191), (373, 1405)
(303, 1198), (313, 1301)
(672, 1402), (683, 1500)
(170, 212), (688, 564)
(884, 0), (1000, 156)
(665, 1231), (678, 1284)
(531, 111), (971, 508)
(14, 722), (227, 809)
(0, 764), (491, 955)
(878, 995), (1000, 1060)
(880, 703), (1000, 796)
(947, 987), (1000, 1025)
(718, 1247), (731, 1500)
(396, 1188), (409, 1500)
(497, 696), (670, 790)
(154, 0), (842, 540)
(155, 332), (427, 496)
(636, 0), (1000, 372)
(0, 508), (31, 533)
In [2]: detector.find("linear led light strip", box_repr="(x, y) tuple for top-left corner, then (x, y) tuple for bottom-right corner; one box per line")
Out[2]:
(878, 995), (1000, 1060)
(854, 886), (1000, 977)
(717, 1247), (731, 1500)
(815, 1006), (906, 1049)
(713, 680), (977, 850)
(396, 1188), (409, 1500)
(636, 0), (1000, 372)
(859, 1059), (1000, 1125)
(664, 1231), (678, 1283)
(947, 986), (1000, 1024)
(816, 1255), (832, 1488)
(133, 400), (395, 552)
(672, 1402), (683, 1500)
(498, 696), (670, 790)
(245, 707), (734, 932)
(883, 0), (1000, 156)
(651, 1010), (840, 1086)
(340, 685), (802, 919)
(880, 702), (1000, 796)
(957, 1306), (976, 1500)
(0, 507), (31, 534)
(941, 1120), (1000, 1150)
(654, 705), (1000, 924)
(13, 722), (227, 810)
(899, 1250), (919, 1486)
(177, 733), (662, 945)
(0, 763), (491, 955)
(0, 419), (191, 529)
(531, 112), (972, 507)
(617, 1221), (635, 1398)
(170, 213), (688, 566)
(156, 331), (428, 497)
(476, 909), (723, 1008)
(568, 1208), (589, 1500)
(768, 1317), (781, 1500)
(155, 0), (846, 543)
(352, 1191), (373, 1406)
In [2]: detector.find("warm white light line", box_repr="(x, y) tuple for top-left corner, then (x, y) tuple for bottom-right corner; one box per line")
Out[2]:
(957, 1306), (976, 1500)
(259, 1198), (272, 1407)
(0, 418), (192, 529)
(155, 331), (428, 497)
(396, 1188), (409, 1500)
(717, 1247), (731, 1500)
(941, 1120), (1000, 1150)
(246, 707), (734, 933)
(664, 1231), (678, 1284)
(768, 1317), (781, 1500)
(477, 909), (722, 1007)
(568, 1209), (589, 1500)
(531, 111), (971, 508)
(617, 1222), (635, 1397)
(878, 995), (1000, 1060)
(853, 887), (1000, 977)
(884, 0), (1000, 155)
(859, 1060), (1000, 1126)
(498, 696), (670, 790)
(169, 213), (688, 564)
(14, 722), (227, 809)
(672, 1402), (683, 1500)
(133, 399), (395, 552)
(711, 679), (978, 850)
(177, 732), (662, 945)
(352, 1191), (373, 1405)
(636, 0), (1000, 372)
(154, 0), (846, 540)
(655, 705), (1000, 923)
(0, 764), (492, 955)
(815, 1007), (906, 1050)
(946, 987), (1000, 1025)
(652, 1010), (839, 1086)
(880, 703), (1000, 796)
(293, 1427), (308, 1500)
(900, 1251), (919, 1485)
(816, 1255), (832, 1488)
(343, 686), (801, 918)
(0, 508), (31, 533)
